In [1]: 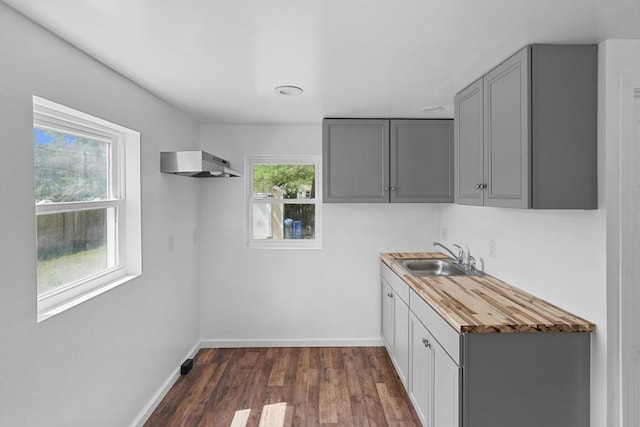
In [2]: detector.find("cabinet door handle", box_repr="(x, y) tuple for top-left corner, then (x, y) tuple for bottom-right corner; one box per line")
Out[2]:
(390, 186), (397, 191)
(422, 338), (431, 349)
(387, 293), (393, 298)
(384, 186), (389, 191)
(476, 183), (488, 189)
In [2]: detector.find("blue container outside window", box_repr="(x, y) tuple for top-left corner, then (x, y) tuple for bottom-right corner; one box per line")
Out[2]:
(284, 218), (293, 239)
(293, 220), (302, 239)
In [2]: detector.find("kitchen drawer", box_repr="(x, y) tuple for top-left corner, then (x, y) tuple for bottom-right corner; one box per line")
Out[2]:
(380, 262), (410, 304)
(410, 288), (461, 365)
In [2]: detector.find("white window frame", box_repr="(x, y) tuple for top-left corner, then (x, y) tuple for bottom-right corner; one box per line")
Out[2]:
(246, 155), (322, 249)
(33, 96), (141, 322)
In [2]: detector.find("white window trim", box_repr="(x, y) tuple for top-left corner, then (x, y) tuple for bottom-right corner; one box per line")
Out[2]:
(245, 155), (322, 249)
(33, 96), (141, 322)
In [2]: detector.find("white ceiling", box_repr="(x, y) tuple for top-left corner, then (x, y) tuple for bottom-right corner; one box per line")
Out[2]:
(5, 0), (640, 125)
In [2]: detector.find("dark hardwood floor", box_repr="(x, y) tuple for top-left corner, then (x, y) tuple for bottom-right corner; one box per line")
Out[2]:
(145, 347), (421, 427)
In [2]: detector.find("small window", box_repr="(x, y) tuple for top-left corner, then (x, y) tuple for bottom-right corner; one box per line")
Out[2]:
(246, 155), (321, 249)
(33, 96), (141, 321)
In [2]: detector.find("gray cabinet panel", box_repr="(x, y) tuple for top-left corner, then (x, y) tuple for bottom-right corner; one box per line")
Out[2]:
(484, 47), (530, 208)
(433, 343), (460, 427)
(395, 293), (410, 387)
(409, 313), (433, 426)
(323, 119), (389, 202)
(391, 120), (454, 203)
(409, 312), (460, 427)
(454, 79), (484, 206)
(381, 279), (394, 353)
(381, 263), (410, 388)
(531, 44), (597, 209)
(463, 332), (590, 427)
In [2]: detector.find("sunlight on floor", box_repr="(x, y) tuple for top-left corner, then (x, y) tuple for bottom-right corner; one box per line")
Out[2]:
(258, 402), (287, 427)
(230, 408), (250, 427)
(230, 402), (288, 427)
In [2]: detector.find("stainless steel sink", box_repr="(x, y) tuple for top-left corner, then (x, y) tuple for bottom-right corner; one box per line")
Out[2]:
(398, 258), (467, 276)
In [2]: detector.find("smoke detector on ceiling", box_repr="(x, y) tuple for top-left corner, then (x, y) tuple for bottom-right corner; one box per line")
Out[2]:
(274, 85), (303, 96)
(421, 105), (445, 114)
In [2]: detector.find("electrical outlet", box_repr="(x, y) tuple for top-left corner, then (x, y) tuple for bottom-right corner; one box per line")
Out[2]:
(168, 236), (174, 253)
(489, 240), (497, 258)
(441, 227), (448, 241)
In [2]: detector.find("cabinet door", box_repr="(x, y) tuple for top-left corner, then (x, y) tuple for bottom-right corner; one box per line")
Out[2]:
(409, 313), (433, 427)
(394, 292), (410, 387)
(381, 279), (394, 355)
(410, 313), (460, 427)
(483, 47), (530, 208)
(454, 79), (484, 206)
(433, 345), (460, 427)
(323, 119), (390, 202)
(390, 120), (453, 203)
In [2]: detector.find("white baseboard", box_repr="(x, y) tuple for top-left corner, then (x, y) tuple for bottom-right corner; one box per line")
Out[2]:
(200, 337), (384, 348)
(130, 341), (200, 427)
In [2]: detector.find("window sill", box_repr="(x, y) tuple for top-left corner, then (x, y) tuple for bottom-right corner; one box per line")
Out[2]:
(246, 239), (322, 250)
(37, 273), (141, 322)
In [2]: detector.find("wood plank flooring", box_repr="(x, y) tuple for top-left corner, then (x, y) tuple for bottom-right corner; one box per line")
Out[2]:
(145, 347), (421, 427)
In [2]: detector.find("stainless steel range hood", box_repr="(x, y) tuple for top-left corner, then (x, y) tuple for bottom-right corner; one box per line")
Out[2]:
(160, 151), (242, 177)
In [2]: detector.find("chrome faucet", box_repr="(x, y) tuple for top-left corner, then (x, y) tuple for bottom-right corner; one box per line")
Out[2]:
(433, 242), (465, 265)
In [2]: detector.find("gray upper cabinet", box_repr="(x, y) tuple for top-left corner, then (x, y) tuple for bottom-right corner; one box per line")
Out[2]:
(454, 44), (597, 209)
(391, 120), (454, 203)
(323, 118), (453, 203)
(323, 119), (389, 203)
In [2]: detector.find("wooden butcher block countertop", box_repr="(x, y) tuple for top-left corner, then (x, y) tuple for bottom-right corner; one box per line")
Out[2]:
(381, 252), (595, 334)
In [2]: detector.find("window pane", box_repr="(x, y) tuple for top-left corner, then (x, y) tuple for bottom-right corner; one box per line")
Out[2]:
(252, 164), (315, 199)
(252, 204), (315, 240)
(34, 127), (109, 203)
(36, 208), (116, 295)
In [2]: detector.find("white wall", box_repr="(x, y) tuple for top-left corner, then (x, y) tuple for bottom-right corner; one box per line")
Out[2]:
(198, 124), (442, 345)
(0, 5), (201, 426)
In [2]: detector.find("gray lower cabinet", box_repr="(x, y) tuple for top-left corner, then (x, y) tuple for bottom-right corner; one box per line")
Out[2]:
(380, 276), (409, 387)
(409, 313), (460, 427)
(381, 262), (591, 427)
(454, 44), (597, 209)
(324, 119), (453, 203)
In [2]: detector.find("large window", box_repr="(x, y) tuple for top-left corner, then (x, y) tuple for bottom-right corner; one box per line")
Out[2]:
(33, 96), (141, 321)
(246, 155), (321, 249)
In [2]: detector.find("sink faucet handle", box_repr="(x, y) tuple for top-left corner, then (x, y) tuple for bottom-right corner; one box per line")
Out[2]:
(452, 244), (465, 265)
(467, 255), (476, 273)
